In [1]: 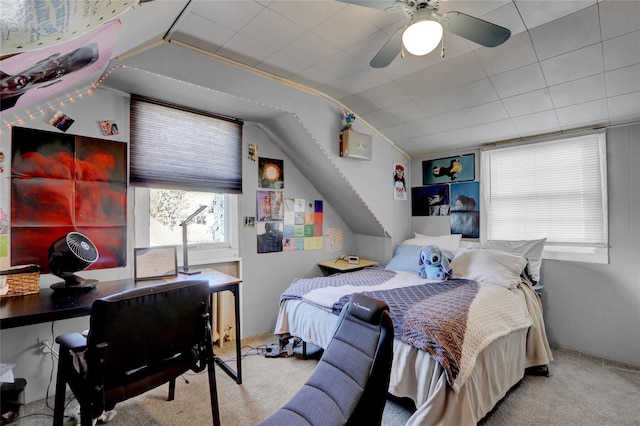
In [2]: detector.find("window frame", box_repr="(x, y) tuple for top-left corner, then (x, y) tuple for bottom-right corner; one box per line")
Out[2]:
(480, 131), (608, 264)
(134, 188), (239, 266)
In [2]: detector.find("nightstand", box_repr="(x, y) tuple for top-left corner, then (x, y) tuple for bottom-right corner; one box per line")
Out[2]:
(318, 258), (378, 276)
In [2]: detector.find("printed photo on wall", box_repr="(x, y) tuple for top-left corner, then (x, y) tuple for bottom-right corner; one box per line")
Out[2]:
(248, 144), (257, 161)
(411, 185), (450, 216)
(98, 120), (119, 135)
(393, 163), (407, 200)
(422, 153), (475, 185)
(257, 222), (283, 254)
(450, 181), (480, 238)
(258, 157), (284, 189)
(48, 111), (74, 132)
(256, 190), (283, 222)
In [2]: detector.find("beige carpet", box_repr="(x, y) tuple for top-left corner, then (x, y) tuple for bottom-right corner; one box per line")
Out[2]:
(17, 333), (640, 425)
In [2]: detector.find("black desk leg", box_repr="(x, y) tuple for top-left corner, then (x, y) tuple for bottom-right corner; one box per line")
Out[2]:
(212, 287), (242, 384)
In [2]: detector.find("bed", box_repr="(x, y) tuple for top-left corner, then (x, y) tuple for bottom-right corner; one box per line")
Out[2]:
(274, 234), (553, 425)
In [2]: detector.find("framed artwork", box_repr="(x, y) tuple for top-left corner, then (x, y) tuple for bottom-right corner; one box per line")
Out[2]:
(450, 181), (480, 238)
(134, 246), (178, 281)
(422, 153), (475, 185)
(411, 185), (450, 216)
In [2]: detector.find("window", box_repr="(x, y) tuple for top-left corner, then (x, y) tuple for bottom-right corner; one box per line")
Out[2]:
(130, 96), (242, 263)
(134, 188), (238, 262)
(481, 132), (608, 263)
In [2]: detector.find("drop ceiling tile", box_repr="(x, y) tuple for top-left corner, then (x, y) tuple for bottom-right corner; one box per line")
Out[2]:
(189, 1), (265, 32)
(240, 8), (307, 50)
(399, 117), (441, 139)
(256, 50), (312, 78)
(514, 0), (596, 29)
(312, 8), (381, 47)
(358, 80), (412, 110)
(267, 0), (346, 31)
(479, 2), (528, 37)
(607, 92), (640, 123)
(539, 43), (604, 86)
(599, 0), (640, 41)
(217, 32), (278, 66)
(468, 118), (521, 143)
(511, 110), (561, 137)
(490, 63), (547, 98)
(432, 101), (510, 132)
(529, 5), (601, 60)
(286, 32), (341, 66)
(383, 100), (429, 124)
(360, 109), (399, 129)
(325, 68), (392, 100)
(555, 99), (609, 129)
(549, 73), (607, 108)
(605, 64), (640, 97)
(172, 13), (236, 51)
(603, 31), (640, 71)
(502, 88), (554, 117)
(414, 78), (500, 116)
(474, 32), (538, 76)
(396, 53), (487, 99)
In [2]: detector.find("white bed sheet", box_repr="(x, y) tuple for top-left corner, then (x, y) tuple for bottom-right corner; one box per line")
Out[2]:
(274, 282), (552, 425)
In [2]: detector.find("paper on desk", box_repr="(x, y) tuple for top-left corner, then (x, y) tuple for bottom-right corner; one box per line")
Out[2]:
(0, 363), (15, 383)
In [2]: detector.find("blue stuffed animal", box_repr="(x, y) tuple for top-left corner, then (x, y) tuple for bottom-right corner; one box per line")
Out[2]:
(417, 244), (454, 280)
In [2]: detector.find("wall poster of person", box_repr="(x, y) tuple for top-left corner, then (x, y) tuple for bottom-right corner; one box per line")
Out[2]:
(393, 163), (407, 200)
(257, 222), (284, 254)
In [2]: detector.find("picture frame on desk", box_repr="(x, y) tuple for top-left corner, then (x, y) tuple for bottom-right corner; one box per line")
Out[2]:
(134, 246), (178, 281)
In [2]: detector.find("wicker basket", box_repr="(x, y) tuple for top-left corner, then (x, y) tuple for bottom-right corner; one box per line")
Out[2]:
(0, 265), (41, 298)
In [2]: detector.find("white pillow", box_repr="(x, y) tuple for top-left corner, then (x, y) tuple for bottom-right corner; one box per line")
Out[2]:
(451, 248), (528, 289)
(483, 239), (546, 283)
(402, 233), (462, 254)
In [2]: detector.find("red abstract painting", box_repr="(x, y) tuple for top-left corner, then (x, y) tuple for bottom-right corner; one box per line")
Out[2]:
(11, 127), (127, 272)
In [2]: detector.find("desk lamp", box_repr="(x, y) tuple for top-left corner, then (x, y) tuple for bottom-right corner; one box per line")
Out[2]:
(179, 205), (207, 275)
(49, 232), (99, 291)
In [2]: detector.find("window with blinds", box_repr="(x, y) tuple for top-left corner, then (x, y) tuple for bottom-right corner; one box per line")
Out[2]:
(481, 132), (608, 263)
(129, 96), (243, 194)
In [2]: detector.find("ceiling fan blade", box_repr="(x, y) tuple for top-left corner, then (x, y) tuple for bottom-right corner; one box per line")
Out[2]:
(336, 0), (399, 11)
(440, 11), (510, 47)
(370, 27), (405, 68)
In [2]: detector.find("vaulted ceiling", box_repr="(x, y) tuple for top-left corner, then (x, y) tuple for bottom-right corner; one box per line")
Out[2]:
(108, 0), (640, 157)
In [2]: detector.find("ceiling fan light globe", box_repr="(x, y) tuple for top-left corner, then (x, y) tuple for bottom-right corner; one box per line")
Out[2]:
(402, 20), (443, 56)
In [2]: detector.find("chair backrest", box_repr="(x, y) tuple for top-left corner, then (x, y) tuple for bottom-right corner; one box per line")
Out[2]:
(86, 280), (211, 393)
(259, 292), (394, 426)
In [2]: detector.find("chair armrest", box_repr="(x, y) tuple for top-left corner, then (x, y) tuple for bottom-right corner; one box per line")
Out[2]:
(55, 333), (87, 352)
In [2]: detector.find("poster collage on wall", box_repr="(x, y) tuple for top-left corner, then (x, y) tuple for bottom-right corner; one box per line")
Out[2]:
(412, 154), (480, 238)
(252, 153), (323, 254)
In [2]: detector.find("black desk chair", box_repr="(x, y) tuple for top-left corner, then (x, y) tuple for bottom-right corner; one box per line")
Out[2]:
(53, 280), (220, 426)
(258, 293), (394, 426)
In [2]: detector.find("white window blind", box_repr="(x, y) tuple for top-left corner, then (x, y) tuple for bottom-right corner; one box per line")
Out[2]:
(481, 132), (607, 261)
(130, 96), (243, 194)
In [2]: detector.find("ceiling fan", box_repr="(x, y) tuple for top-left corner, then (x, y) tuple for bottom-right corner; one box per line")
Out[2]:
(340, 0), (511, 68)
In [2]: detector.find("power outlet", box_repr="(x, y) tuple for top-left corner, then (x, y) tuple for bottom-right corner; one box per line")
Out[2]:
(39, 339), (51, 354)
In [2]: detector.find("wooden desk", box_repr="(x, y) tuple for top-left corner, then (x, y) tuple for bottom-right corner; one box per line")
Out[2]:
(317, 258), (379, 276)
(0, 269), (243, 384)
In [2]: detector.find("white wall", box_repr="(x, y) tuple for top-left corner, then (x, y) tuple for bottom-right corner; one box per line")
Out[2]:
(409, 125), (640, 367)
(0, 86), (361, 401)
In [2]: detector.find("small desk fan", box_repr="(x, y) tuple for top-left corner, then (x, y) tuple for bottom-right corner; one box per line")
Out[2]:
(49, 232), (100, 291)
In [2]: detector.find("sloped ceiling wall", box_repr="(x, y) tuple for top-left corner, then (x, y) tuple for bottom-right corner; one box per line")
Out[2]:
(101, 43), (389, 237)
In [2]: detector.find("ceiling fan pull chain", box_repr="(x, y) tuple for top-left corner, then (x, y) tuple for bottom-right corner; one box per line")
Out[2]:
(440, 35), (445, 58)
